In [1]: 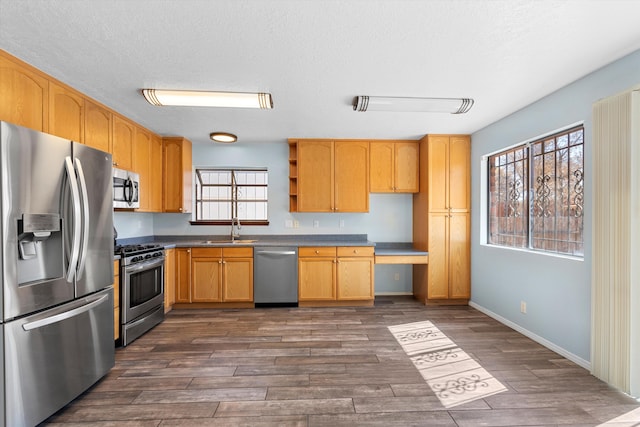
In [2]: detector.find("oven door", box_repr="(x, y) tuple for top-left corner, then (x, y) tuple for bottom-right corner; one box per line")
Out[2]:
(121, 256), (164, 323)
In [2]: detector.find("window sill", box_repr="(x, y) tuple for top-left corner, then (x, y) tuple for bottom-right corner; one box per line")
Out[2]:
(189, 220), (270, 226)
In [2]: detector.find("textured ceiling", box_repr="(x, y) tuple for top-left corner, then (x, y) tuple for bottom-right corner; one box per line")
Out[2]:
(2, 0), (640, 144)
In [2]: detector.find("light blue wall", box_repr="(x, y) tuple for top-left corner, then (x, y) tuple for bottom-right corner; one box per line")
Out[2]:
(470, 48), (640, 365)
(115, 140), (414, 293)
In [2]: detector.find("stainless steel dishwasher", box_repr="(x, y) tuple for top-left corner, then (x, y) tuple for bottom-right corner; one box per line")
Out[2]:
(254, 246), (298, 307)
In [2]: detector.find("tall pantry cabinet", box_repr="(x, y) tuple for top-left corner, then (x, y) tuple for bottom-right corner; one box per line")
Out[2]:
(413, 135), (471, 304)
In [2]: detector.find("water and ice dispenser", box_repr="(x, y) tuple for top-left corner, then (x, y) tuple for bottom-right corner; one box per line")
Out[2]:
(17, 213), (63, 285)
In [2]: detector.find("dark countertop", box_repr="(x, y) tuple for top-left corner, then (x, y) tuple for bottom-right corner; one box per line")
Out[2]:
(373, 242), (428, 256)
(114, 235), (431, 254)
(119, 234), (375, 250)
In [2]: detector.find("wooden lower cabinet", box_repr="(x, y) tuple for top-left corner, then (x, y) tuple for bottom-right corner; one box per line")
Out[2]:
(299, 250), (336, 301)
(163, 248), (176, 312)
(175, 248), (192, 303)
(191, 248), (223, 302)
(299, 246), (374, 305)
(113, 260), (120, 341)
(223, 255), (253, 302)
(175, 247), (253, 305)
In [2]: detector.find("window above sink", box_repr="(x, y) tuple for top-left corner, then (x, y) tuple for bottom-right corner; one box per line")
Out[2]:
(191, 167), (269, 226)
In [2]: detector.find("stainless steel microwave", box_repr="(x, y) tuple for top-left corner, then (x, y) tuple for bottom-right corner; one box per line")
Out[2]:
(113, 168), (140, 209)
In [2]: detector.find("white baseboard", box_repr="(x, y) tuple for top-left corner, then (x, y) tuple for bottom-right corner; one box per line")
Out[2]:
(469, 301), (591, 371)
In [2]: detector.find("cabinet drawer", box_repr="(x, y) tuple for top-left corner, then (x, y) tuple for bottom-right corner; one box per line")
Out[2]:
(299, 247), (337, 257)
(337, 246), (374, 257)
(222, 247), (253, 258)
(191, 247), (222, 258)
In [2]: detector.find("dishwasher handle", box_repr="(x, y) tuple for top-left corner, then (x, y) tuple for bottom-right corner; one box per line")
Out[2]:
(256, 250), (296, 256)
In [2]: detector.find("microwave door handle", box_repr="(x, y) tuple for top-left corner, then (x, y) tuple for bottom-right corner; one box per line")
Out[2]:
(124, 177), (133, 205)
(133, 181), (139, 203)
(74, 158), (90, 280)
(64, 156), (81, 283)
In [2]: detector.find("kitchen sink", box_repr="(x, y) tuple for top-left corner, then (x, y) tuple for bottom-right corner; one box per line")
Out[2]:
(201, 239), (257, 244)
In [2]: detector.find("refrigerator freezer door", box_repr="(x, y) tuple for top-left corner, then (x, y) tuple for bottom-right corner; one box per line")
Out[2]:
(0, 122), (74, 321)
(72, 142), (114, 298)
(2, 287), (115, 427)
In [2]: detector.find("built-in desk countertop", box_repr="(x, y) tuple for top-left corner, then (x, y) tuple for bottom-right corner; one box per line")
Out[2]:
(374, 243), (428, 264)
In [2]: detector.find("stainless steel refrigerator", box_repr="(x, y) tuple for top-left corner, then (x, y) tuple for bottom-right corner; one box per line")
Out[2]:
(0, 121), (115, 427)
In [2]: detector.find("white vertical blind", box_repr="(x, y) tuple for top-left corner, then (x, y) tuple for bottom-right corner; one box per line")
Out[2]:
(592, 88), (640, 396)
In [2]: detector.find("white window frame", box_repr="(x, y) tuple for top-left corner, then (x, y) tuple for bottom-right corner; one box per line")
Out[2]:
(192, 167), (269, 225)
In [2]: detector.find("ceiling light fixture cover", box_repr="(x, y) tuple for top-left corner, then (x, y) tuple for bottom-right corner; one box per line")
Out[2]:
(352, 96), (474, 114)
(142, 89), (273, 109)
(210, 132), (238, 143)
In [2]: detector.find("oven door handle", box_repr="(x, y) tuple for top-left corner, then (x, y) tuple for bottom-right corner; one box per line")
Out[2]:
(124, 257), (165, 273)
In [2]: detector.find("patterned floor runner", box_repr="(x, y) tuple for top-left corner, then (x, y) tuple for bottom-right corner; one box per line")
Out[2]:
(388, 320), (508, 408)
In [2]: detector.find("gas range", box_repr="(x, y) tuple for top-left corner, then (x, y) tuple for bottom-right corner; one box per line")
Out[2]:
(115, 243), (165, 266)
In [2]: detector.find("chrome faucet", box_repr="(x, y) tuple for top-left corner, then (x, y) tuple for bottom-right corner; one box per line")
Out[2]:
(230, 216), (241, 242)
(230, 171), (241, 242)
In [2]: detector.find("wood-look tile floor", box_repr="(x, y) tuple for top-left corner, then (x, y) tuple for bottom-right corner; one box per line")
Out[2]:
(42, 296), (640, 426)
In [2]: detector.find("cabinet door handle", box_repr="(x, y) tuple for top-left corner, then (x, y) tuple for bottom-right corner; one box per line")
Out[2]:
(353, 249), (358, 254)
(315, 250), (320, 254)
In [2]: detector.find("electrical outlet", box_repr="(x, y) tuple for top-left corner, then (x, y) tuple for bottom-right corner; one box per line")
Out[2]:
(313, 220), (319, 228)
(520, 301), (527, 314)
(339, 219), (345, 228)
(293, 220), (299, 228)
(394, 273), (400, 281)
(285, 220), (293, 228)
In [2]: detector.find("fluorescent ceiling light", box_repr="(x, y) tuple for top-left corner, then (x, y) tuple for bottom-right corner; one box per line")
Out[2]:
(352, 96), (474, 114)
(210, 132), (237, 143)
(142, 89), (273, 109)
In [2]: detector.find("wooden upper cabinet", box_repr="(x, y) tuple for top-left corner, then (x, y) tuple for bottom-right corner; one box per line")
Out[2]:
(370, 141), (418, 193)
(0, 52), (48, 132)
(149, 134), (163, 212)
(394, 142), (419, 192)
(163, 137), (192, 213)
(426, 135), (470, 213)
(334, 141), (369, 212)
(369, 141), (395, 192)
(426, 135), (450, 213)
(297, 140), (334, 212)
(48, 82), (83, 142)
(112, 114), (134, 170)
(296, 139), (369, 213)
(133, 127), (151, 211)
(448, 136), (471, 211)
(83, 99), (112, 153)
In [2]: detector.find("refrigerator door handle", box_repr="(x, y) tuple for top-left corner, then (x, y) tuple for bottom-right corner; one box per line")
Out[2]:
(21, 293), (109, 331)
(74, 158), (90, 280)
(64, 156), (82, 283)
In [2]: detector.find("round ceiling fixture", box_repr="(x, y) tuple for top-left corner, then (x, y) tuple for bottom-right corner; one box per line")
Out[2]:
(209, 132), (237, 143)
